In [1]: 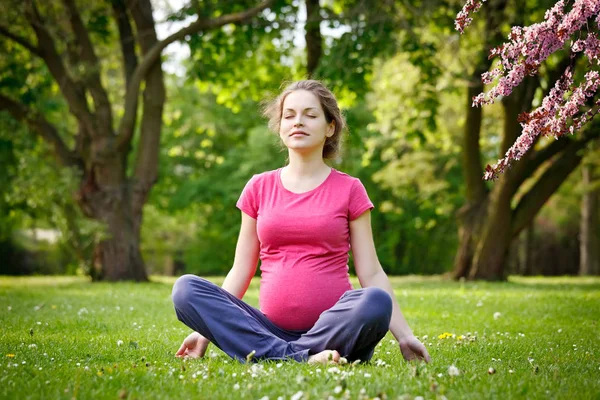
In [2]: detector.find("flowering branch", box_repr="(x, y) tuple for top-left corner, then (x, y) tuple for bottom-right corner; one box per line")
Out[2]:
(456, 0), (600, 180)
(455, 0), (486, 33)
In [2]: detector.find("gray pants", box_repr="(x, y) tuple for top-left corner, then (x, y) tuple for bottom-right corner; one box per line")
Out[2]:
(172, 275), (392, 363)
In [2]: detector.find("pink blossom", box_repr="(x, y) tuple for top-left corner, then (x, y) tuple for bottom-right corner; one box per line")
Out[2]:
(481, 68), (502, 84)
(468, 0), (600, 105)
(484, 67), (600, 180)
(584, 33), (600, 60)
(455, 0), (486, 33)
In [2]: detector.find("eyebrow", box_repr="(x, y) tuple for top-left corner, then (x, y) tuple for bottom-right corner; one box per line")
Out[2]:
(283, 107), (318, 112)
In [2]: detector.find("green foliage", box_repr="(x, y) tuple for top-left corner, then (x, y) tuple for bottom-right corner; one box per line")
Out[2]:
(315, 1), (400, 98)
(350, 50), (464, 274)
(142, 78), (283, 274)
(0, 113), (104, 275)
(1, 276), (599, 399)
(179, 0), (300, 109)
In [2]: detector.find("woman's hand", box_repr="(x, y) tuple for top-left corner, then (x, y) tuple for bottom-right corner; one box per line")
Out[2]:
(398, 336), (431, 363)
(175, 332), (210, 359)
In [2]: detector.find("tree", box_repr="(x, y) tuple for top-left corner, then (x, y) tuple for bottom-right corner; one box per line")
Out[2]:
(452, 0), (600, 280)
(0, 0), (272, 281)
(579, 141), (600, 275)
(458, 0), (600, 178)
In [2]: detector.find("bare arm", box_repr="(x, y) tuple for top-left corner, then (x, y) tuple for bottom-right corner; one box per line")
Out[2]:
(350, 210), (430, 362)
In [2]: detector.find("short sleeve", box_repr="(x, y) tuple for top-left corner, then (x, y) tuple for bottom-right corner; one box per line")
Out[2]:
(236, 175), (259, 219)
(348, 179), (374, 220)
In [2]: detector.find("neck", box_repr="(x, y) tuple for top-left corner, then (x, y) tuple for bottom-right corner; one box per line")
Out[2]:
(285, 149), (329, 176)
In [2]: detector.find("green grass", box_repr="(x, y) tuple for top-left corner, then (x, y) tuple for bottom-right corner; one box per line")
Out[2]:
(1, 275), (599, 400)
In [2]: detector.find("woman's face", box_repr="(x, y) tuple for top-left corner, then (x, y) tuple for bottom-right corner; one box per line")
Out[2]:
(279, 90), (334, 156)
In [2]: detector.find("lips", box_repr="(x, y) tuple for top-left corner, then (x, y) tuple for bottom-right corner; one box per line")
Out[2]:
(290, 130), (308, 137)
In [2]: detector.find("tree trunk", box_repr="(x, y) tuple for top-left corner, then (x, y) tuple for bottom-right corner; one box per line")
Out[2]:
(305, 0), (322, 77)
(451, 0), (510, 279)
(78, 160), (148, 281)
(452, 200), (488, 279)
(469, 177), (513, 280)
(580, 142), (600, 275)
(452, 64), (490, 279)
(96, 208), (147, 282)
(453, 70), (539, 280)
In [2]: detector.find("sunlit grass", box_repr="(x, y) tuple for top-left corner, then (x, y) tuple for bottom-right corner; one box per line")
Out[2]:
(1, 275), (599, 399)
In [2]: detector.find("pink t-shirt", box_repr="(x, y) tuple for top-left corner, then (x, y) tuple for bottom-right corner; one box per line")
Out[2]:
(236, 168), (374, 330)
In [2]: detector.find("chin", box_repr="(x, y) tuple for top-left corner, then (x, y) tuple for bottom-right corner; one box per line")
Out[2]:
(284, 139), (325, 151)
(284, 145), (312, 154)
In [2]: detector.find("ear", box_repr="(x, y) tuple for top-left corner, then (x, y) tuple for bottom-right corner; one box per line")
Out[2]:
(326, 122), (335, 137)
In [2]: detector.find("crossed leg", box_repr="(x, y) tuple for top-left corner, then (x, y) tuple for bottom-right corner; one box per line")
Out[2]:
(172, 275), (392, 363)
(294, 287), (393, 362)
(172, 275), (308, 362)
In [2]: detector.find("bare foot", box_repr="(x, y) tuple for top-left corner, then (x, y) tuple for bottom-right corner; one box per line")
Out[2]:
(308, 350), (341, 364)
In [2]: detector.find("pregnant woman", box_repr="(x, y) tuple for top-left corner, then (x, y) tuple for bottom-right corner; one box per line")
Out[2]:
(172, 80), (430, 364)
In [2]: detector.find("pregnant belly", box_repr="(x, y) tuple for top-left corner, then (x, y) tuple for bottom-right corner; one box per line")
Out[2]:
(259, 267), (352, 331)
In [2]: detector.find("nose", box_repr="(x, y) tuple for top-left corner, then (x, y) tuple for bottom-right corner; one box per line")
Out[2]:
(293, 115), (303, 127)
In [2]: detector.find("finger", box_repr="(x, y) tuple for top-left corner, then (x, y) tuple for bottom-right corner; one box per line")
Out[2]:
(420, 348), (431, 363)
(424, 352), (431, 363)
(175, 343), (187, 356)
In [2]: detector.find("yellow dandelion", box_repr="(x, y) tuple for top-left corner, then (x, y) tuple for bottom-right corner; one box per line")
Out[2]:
(6, 354), (15, 358)
(96, 371), (103, 376)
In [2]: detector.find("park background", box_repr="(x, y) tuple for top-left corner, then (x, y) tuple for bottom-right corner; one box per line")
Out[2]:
(1, 1), (600, 399)
(1, 0), (599, 281)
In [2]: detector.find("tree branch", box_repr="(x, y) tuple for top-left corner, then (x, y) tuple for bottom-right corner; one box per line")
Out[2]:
(24, 0), (96, 137)
(0, 93), (82, 169)
(508, 57), (595, 193)
(510, 136), (569, 191)
(61, 0), (113, 135)
(500, 75), (539, 156)
(110, 0), (137, 87)
(0, 24), (42, 56)
(117, 0), (274, 147)
(511, 127), (600, 237)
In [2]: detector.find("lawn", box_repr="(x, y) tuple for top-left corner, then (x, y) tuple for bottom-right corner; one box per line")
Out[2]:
(1, 275), (599, 399)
